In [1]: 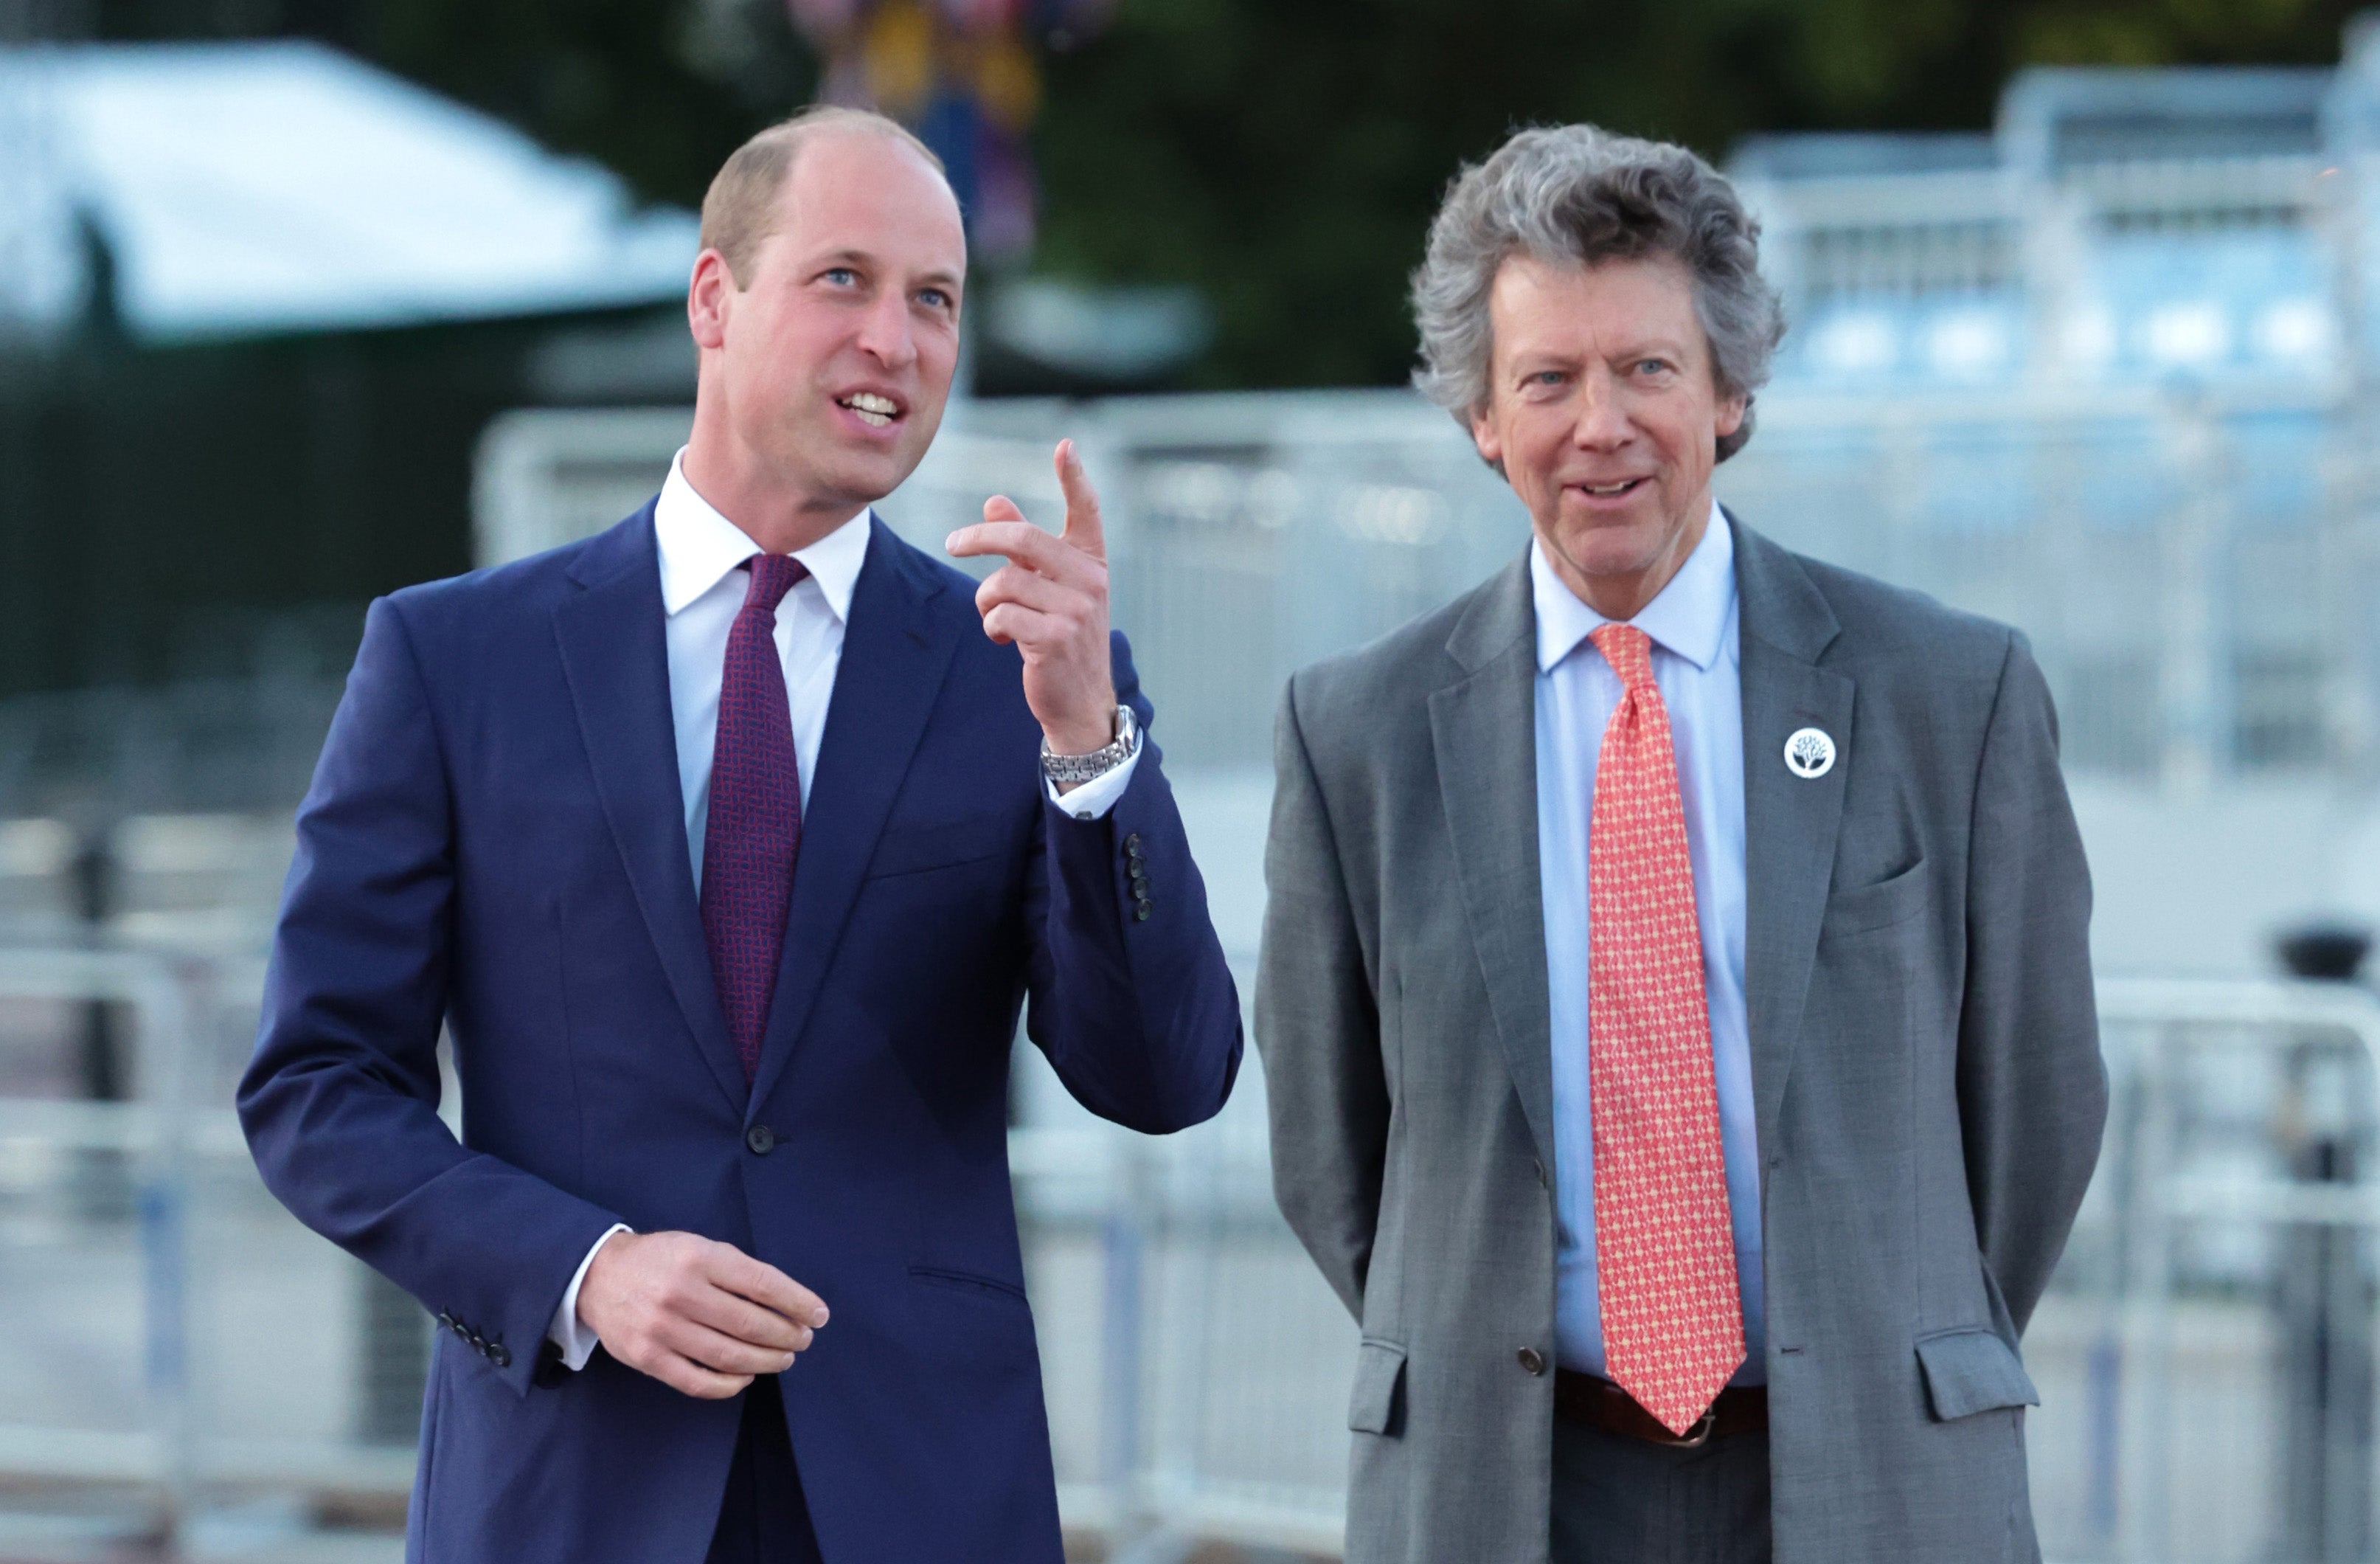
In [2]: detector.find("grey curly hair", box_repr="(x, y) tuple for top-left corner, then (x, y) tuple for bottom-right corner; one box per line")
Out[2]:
(1411, 124), (1784, 463)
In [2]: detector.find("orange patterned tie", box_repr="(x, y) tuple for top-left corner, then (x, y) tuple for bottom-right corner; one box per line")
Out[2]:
(1586, 623), (1745, 1436)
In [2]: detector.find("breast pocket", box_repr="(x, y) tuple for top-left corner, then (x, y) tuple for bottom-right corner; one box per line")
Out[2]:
(864, 814), (1007, 880)
(1821, 857), (1929, 939)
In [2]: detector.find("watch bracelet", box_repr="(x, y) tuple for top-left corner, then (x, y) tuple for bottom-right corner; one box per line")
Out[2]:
(1042, 705), (1134, 783)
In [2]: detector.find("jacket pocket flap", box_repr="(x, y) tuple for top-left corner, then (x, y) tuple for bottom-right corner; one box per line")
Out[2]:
(1347, 1338), (1406, 1435)
(864, 815), (1005, 880)
(1915, 1328), (2039, 1420)
(1821, 857), (1929, 938)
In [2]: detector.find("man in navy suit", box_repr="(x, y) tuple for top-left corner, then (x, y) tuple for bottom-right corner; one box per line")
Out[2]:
(238, 105), (1243, 1563)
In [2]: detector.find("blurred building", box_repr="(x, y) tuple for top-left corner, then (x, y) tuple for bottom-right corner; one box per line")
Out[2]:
(1727, 37), (2380, 790)
(20, 22), (2380, 1564)
(0, 39), (701, 812)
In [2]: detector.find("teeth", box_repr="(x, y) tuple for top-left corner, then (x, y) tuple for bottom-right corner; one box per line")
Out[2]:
(1585, 480), (1637, 495)
(842, 392), (899, 424)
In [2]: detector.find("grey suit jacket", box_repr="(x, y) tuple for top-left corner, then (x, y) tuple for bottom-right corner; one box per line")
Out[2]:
(1255, 515), (2107, 1564)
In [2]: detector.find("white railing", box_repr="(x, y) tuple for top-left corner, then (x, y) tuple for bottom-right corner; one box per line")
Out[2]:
(7, 959), (2380, 1558)
(476, 387), (2380, 789)
(2043, 977), (2380, 1564)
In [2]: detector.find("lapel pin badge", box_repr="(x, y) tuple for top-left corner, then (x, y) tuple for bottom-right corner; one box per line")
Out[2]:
(1784, 727), (1836, 781)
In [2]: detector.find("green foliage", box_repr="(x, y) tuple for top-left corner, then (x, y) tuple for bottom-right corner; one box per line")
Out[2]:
(93, 0), (2376, 388)
(350, 0), (818, 210)
(1032, 0), (2367, 389)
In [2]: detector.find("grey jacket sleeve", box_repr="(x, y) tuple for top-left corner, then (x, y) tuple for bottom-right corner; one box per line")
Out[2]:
(1255, 675), (1388, 1321)
(1957, 632), (2109, 1334)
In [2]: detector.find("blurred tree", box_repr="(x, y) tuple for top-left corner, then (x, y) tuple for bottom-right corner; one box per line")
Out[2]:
(90, 0), (821, 209)
(1028, 0), (2373, 387)
(81, 0), (2378, 387)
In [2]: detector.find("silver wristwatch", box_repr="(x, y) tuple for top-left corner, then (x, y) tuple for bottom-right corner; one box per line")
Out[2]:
(1041, 704), (1138, 786)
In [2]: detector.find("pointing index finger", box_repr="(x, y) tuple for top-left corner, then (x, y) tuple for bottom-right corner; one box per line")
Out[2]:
(1056, 439), (1106, 562)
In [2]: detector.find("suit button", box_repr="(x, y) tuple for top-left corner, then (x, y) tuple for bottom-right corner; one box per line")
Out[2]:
(490, 1343), (512, 1368)
(1517, 1347), (1546, 1376)
(746, 1124), (776, 1155)
(1133, 903), (1152, 922)
(1124, 833), (1142, 855)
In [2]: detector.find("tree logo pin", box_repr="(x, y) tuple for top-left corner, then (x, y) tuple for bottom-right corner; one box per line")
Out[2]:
(1784, 727), (1836, 780)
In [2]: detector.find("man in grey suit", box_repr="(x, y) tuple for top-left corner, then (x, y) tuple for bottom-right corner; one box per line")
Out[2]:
(1256, 125), (2106, 1563)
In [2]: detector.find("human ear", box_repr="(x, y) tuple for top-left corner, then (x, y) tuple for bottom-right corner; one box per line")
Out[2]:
(687, 251), (733, 352)
(1469, 406), (1504, 468)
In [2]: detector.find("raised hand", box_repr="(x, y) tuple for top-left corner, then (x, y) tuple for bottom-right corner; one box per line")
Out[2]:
(576, 1230), (828, 1399)
(946, 439), (1117, 761)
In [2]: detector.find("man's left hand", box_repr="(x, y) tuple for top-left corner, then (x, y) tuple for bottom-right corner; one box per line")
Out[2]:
(947, 439), (1117, 762)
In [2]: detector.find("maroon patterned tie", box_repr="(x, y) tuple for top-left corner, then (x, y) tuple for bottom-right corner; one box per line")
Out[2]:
(700, 555), (808, 1084)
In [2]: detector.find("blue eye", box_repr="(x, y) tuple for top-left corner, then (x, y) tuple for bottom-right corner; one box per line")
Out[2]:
(823, 267), (858, 286)
(919, 288), (951, 310)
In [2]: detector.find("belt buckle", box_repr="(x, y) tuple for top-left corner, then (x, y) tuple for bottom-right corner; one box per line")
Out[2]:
(1662, 1403), (1718, 1449)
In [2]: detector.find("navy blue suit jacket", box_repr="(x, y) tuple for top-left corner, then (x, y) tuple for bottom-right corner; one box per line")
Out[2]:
(238, 505), (1243, 1563)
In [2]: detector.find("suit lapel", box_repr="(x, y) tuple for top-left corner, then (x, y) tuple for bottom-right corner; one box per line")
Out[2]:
(552, 507), (746, 1113)
(1731, 516), (1852, 1153)
(748, 521), (962, 1110)
(1429, 558), (1558, 1175)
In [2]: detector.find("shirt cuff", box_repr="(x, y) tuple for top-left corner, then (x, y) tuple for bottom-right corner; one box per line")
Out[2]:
(548, 1223), (632, 1372)
(1044, 733), (1142, 820)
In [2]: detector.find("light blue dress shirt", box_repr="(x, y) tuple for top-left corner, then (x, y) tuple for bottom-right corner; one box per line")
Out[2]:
(1533, 503), (1764, 1385)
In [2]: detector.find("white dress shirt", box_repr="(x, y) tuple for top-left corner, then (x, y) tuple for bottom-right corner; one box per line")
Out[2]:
(547, 451), (1142, 1369)
(1535, 502), (1765, 1385)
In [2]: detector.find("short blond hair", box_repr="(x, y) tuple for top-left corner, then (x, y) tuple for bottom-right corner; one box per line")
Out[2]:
(698, 106), (948, 288)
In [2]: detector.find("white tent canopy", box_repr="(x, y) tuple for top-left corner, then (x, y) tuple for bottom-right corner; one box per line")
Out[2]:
(0, 40), (698, 343)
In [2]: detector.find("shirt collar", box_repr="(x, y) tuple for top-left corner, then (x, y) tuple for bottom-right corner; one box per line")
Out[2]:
(1533, 498), (1735, 676)
(653, 448), (871, 622)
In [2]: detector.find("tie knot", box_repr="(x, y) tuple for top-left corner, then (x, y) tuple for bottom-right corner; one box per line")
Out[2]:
(1589, 622), (1656, 691)
(741, 553), (809, 615)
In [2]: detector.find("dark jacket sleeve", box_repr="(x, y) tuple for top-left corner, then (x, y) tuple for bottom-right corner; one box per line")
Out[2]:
(1022, 630), (1243, 1135)
(237, 597), (622, 1397)
(1957, 632), (2109, 1335)
(1254, 674), (1387, 1321)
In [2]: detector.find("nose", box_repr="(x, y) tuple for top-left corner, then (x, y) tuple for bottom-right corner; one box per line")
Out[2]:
(1570, 365), (1632, 451)
(856, 288), (917, 370)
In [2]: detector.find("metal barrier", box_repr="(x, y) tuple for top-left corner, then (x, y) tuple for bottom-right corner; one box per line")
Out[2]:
(1013, 1109), (1355, 1557)
(0, 944), (415, 1557)
(2033, 977), (2380, 1564)
(0, 947), (200, 1540)
(475, 387), (2380, 789)
(7, 951), (2380, 1560)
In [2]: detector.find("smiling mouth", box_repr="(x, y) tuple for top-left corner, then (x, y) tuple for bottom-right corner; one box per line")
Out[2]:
(838, 392), (903, 429)
(1576, 478), (1648, 498)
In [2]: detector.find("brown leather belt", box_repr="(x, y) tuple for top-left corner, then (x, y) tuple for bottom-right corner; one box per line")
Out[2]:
(1554, 1368), (1767, 1447)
